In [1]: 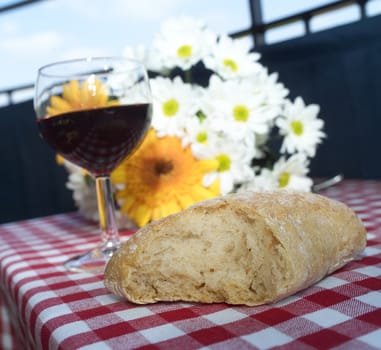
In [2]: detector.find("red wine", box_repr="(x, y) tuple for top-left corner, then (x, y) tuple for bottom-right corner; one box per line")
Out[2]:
(38, 104), (152, 176)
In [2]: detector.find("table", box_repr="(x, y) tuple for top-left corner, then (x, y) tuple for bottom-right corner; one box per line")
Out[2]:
(1, 180), (380, 350)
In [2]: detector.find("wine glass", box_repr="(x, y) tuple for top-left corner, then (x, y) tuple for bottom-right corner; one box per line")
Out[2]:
(34, 57), (152, 273)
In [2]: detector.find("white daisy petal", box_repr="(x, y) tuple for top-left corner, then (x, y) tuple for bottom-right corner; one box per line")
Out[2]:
(204, 35), (262, 79)
(150, 76), (200, 137)
(152, 16), (216, 71)
(276, 97), (326, 157)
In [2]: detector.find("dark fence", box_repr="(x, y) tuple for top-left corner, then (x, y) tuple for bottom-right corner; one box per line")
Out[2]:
(0, 100), (75, 224)
(258, 14), (381, 180)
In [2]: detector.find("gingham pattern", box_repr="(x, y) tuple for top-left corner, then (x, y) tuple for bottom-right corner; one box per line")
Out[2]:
(0, 180), (380, 350)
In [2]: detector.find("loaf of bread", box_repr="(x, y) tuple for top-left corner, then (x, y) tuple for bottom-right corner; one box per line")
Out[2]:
(104, 191), (366, 306)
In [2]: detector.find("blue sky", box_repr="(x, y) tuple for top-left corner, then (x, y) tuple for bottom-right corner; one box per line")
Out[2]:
(0, 0), (251, 92)
(0, 0), (380, 103)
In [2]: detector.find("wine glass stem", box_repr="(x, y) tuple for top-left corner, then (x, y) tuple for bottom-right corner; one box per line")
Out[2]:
(95, 176), (120, 251)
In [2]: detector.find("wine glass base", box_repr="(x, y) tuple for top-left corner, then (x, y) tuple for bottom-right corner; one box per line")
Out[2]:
(64, 242), (120, 274)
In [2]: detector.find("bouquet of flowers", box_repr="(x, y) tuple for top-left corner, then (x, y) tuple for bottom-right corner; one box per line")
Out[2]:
(62, 17), (325, 228)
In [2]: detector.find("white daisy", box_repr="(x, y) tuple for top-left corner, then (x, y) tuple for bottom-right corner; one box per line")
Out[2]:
(239, 153), (312, 192)
(272, 154), (313, 191)
(203, 35), (262, 80)
(150, 76), (199, 137)
(238, 168), (275, 192)
(251, 69), (289, 117)
(202, 75), (274, 141)
(152, 16), (216, 71)
(262, 71), (289, 106)
(181, 115), (218, 154)
(66, 172), (99, 222)
(108, 58), (152, 105)
(122, 44), (164, 73)
(201, 137), (255, 195)
(276, 97), (325, 157)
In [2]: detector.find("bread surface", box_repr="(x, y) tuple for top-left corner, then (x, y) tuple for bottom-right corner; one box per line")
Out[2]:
(104, 191), (366, 306)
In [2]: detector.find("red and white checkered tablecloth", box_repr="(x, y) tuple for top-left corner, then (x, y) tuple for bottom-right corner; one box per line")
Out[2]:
(0, 180), (380, 350)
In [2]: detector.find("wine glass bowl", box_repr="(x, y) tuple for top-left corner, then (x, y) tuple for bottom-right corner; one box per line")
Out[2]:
(34, 57), (152, 273)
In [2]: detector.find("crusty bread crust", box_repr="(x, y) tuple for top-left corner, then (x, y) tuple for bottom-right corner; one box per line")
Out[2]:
(104, 191), (366, 306)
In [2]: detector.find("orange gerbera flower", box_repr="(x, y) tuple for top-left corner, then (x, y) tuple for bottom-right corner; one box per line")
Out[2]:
(46, 77), (119, 117)
(47, 77), (119, 168)
(111, 129), (220, 227)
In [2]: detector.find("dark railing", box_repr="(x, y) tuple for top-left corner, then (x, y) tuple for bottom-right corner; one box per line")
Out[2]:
(0, 0), (374, 105)
(0, 0), (46, 105)
(0, 83), (34, 106)
(0, 0), (46, 14)
(231, 0), (371, 44)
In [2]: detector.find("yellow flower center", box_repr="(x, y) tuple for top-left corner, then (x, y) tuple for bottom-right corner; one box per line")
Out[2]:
(177, 45), (192, 58)
(163, 99), (179, 117)
(278, 172), (290, 188)
(233, 105), (250, 122)
(196, 132), (208, 143)
(223, 58), (238, 72)
(291, 120), (304, 136)
(216, 154), (231, 172)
